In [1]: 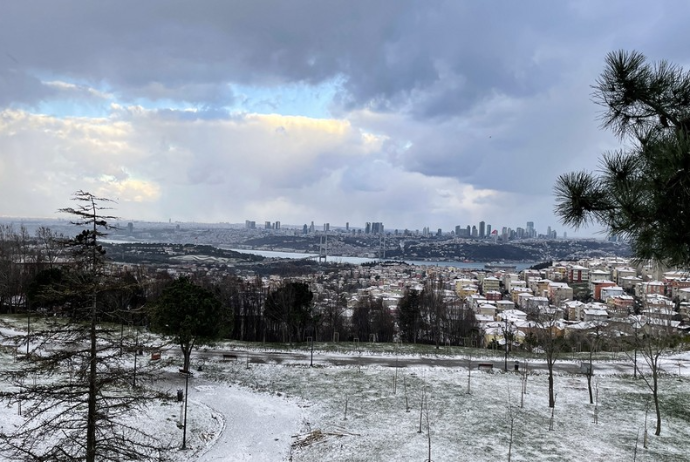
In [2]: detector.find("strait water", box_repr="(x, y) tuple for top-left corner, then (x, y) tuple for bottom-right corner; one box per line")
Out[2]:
(225, 247), (537, 272)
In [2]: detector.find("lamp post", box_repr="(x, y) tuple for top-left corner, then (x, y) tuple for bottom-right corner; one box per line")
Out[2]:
(132, 329), (139, 388)
(182, 371), (190, 449)
(633, 320), (641, 379)
(504, 318), (511, 372)
(26, 305), (31, 356)
(308, 325), (314, 367)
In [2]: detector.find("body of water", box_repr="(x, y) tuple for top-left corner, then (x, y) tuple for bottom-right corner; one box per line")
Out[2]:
(226, 247), (537, 272)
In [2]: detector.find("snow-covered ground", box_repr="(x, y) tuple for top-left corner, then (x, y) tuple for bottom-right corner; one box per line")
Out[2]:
(2, 315), (690, 461)
(188, 381), (301, 461)
(203, 354), (690, 462)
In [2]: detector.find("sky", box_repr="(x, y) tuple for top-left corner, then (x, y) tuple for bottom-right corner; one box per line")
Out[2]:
(1, 1), (689, 237)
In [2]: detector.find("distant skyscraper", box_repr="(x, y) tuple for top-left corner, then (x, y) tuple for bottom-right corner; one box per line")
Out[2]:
(309, 221), (315, 233)
(265, 221), (271, 229)
(346, 222), (349, 231)
(371, 222), (384, 234)
(486, 224), (492, 236)
(302, 224), (308, 234)
(275, 221), (280, 230)
(526, 221), (535, 238)
(479, 221), (486, 238)
(365, 222), (371, 234)
(471, 225), (478, 237)
(324, 223), (330, 232)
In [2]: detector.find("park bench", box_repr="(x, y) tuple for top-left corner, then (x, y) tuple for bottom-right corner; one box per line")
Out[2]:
(477, 363), (493, 371)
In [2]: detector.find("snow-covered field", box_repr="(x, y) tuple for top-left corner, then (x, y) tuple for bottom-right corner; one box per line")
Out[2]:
(2, 320), (690, 462)
(201, 354), (690, 462)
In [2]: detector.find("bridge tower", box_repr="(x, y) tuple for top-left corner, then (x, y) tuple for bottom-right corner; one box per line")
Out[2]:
(318, 233), (328, 263)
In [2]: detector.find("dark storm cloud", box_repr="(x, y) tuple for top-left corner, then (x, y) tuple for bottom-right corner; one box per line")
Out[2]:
(2, 0), (687, 115)
(0, 67), (55, 107)
(2, 0), (690, 232)
(0, 1), (584, 111)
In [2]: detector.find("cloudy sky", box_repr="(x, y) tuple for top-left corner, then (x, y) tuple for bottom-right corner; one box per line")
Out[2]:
(1, 1), (688, 236)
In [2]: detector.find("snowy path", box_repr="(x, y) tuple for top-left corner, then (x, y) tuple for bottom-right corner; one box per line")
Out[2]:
(192, 381), (302, 462)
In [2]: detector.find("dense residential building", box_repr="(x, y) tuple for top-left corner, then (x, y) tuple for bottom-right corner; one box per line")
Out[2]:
(608, 294), (634, 317)
(548, 282), (573, 305)
(568, 265), (589, 283)
(592, 280), (617, 301)
(481, 276), (500, 294)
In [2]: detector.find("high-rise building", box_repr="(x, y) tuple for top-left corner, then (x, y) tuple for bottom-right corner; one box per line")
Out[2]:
(265, 221), (272, 229)
(479, 221), (486, 238)
(324, 223), (330, 232)
(275, 221), (280, 230)
(245, 220), (256, 229)
(526, 221), (535, 238)
(486, 224), (492, 236)
(365, 222), (371, 234)
(371, 222), (384, 234)
(346, 222), (349, 231)
(309, 221), (315, 233)
(302, 224), (308, 234)
(471, 225), (478, 237)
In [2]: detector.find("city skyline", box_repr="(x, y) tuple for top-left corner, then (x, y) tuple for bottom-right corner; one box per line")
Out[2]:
(249, 217), (562, 239)
(1, 2), (687, 237)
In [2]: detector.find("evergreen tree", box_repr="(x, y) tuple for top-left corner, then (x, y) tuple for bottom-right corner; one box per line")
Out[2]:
(397, 288), (421, 343)
(263, 281), (314, 342)
(0, 191), (165, 461)
(149, 275), (230, 373)
(555, 50), (690, 267)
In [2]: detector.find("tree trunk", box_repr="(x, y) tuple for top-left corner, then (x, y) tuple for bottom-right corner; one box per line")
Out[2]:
(181, 345), (192, 373)
(587, 372), (593, 405)
(86, 209), (98, 462)
(653, 374), (661, 436)
(548, 365), (555, 408)
(86, 290), (97, 462)
(588, 348), (594, 404)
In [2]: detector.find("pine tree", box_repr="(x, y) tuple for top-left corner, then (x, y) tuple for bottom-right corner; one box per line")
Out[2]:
(149, 275), (230, 373)
(0, 191), (166, 461)
(555, 50), (690, 267)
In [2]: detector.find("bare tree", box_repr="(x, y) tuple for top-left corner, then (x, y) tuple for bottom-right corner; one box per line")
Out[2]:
(0, 191), (167, 461)
(584, 322), (607, 405)
(420, 277), (447, 349)
(635, 316), (679, 436)
(534, 310), (565, 408)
